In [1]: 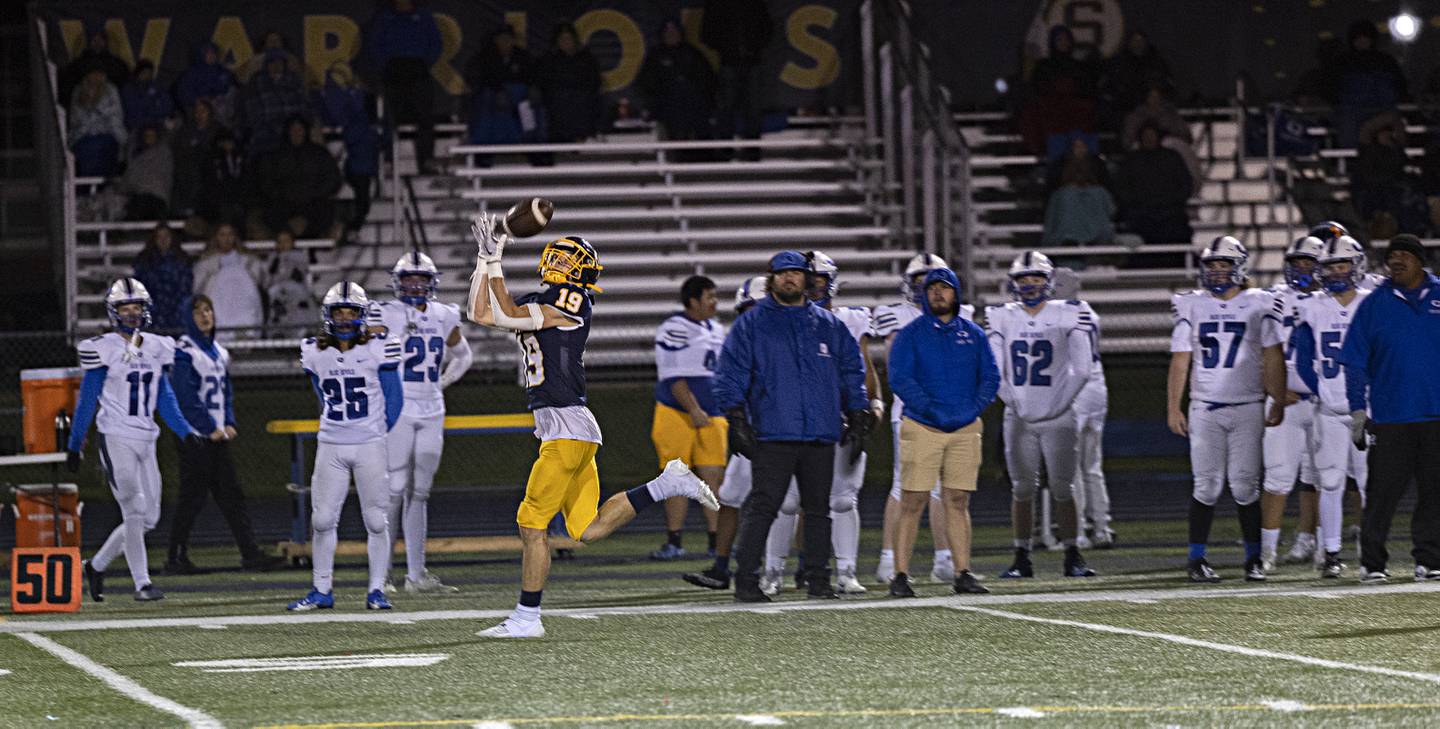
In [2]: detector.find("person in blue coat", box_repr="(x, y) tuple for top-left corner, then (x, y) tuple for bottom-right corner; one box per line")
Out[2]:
(364, 0), (442, 173)
(1338, 234), (1440, 582)
(887, 266), (1000, 596)
(714, 250), (875, 601)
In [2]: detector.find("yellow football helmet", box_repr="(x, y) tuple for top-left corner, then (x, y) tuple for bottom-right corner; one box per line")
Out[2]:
(538, 235), (603, 291)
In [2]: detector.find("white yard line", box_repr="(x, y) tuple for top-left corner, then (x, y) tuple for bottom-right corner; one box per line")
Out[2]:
(951, 605), (1440, 685)
(3, 581), (1437, 634)
(13, 633), (224, 728)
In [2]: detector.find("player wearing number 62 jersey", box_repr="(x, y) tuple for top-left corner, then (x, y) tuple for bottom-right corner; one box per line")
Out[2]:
(467, 214), (718, 638)
(1168, 237), (1288, 584)
(986, 252), (1097, 580)
(368, 252), (472, 594)
(289, 282), (404, 612)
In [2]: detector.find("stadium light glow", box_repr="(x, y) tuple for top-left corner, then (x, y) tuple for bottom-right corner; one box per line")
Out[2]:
(1388, 13), (1420, 43)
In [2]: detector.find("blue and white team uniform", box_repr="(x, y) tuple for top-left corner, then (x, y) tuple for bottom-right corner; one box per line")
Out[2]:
(1260, 280), (1320, 511)
(1072, 308), (1112, 542)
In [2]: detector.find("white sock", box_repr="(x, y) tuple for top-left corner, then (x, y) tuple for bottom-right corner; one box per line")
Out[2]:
(386, 485), (405, 575)
(831, 509), (860, 571)
(934, 548), (953, 563)
(404, 493), (428, 581)
(313, 527), (337, 593)
(367, 527), (390, 592)
(1297, 531), (1317, 548)
(878, 549), (894, 562)
(1013, 538), (1032, 551)
(765, 511), (797, 572)
(1261, 528), (1280, 556)
(513, 604), (541, 623)
(122, 516), (151, 588)
(1319, 490), (1344, 554)
(93, 524), (124, 571)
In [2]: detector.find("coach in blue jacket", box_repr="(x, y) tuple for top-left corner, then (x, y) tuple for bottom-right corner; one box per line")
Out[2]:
(715, 250), (872, 602)
(888, 267), (999, 596)
(1339, 234), (1440, 582)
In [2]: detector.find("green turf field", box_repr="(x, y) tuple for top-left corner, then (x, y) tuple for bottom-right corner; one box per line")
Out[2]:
(3, 520), (1440, 728)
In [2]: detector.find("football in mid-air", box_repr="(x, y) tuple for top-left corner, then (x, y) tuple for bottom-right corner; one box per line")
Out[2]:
(502, 197), (555, 238)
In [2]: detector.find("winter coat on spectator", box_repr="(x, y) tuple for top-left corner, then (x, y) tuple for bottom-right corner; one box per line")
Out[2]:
(59, 39), (130, 108)
(170, 104), (220, 214)
(260, 247), (315, 328)
(194, 249), (264, 338)
(121, 75), (174, 132)
(241, 52), (312, 158)
(118, 129), (175, 212)
(133, 247), (193, 333)
(253, 136), (342, 213)
(537, 46), (602, 142)
(466, 41), (536, 91)
(316, 65), (380, 177)
(1103, 33), (1171, 116)
(638, 30), (715, 140)
(364, 5), (442, 70)
(1329, 22), (1408, 109)
(1043, 186), (1115, 245)
(69, 78), (127, 177)
(1116, 145), (1193, 244)
(196, 132), (249, 225)
(174, 43), (238, 126)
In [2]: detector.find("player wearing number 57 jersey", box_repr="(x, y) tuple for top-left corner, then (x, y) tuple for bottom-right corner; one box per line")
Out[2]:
(467, 214), (717, 638)
(1168, 237), (1288, 584)
(368, 252), (473, 595)
(288, 282), (404, 612)
(69, 278), (198, 603)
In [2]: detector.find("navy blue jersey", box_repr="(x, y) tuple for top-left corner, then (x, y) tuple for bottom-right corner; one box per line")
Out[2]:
(514, 284), (592, 410)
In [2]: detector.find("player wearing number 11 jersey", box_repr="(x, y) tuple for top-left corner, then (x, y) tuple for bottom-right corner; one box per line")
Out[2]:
(467, 214), (718, 638)
(1168, 237), (1288, 583)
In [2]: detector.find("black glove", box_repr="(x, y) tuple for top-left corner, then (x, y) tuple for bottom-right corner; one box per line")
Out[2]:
(841, 409), (877, 450)
(184, 431), (208, 446)
(65, 449), (82, 473)
(726, 408), (757, 460)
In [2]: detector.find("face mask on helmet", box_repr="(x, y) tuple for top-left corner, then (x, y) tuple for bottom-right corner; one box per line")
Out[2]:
(1283, 255), (1319, 290)
(1009, 274), (1052, 306)
(324, 304), (364, 340)
(805, 273), (836, 304)
(539, 237), (603, 291)
(109, 301), (151, 334)
(393, 272), (436, 306)
(1319, 260), (1362, 293)
(1200, 259), (1243, 294)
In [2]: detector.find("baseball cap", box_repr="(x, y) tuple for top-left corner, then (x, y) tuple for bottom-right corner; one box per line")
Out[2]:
(768, 250), (809, 273)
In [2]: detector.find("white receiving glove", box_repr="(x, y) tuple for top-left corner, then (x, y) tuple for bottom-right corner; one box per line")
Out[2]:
(470, 213), (509, 263)
(1349, 410), (1368, 448)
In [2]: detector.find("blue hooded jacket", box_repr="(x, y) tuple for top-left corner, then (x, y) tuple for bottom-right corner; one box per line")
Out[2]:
(171, 302), (235, 434)
(1339, 272), (1440, 424)
(713, 293), (868, 443)
(888, 268), (1000, 432)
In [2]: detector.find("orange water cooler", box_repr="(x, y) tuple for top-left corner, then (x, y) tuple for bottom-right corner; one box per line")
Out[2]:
(20, 367), (81, 454)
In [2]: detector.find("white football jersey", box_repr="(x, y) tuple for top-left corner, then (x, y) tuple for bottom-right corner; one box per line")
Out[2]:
(833, 306), (872, 347)
(1265, 284), (1313, 395)
(175, 334), (231, 430)
(301, 336), (403, 445)
(874, 300), (974, 423)
(654, 313), (725, 381)
(77, 332), (176, 441)
(1170, 288), (1286, 404)
(370, 299), (461, 416)
(1360, 273), (1386, 291)
(985, 300), (1096, 422)
(1073, 304), (1108, 417)
(1294, 289), (1370, 416)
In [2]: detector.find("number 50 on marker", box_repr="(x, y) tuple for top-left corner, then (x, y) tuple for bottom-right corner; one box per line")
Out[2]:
(10, 547), (82, 613)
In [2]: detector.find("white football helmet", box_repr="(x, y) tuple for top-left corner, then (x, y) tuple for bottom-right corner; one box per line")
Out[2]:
(391, 250), (440, 305)
(805, 250), (839, 302)
(105, 277), (152, 333)
(1008, 251), (1055, 305)
(1283, 236), (1324, 290)
(902, 253), (947, 301)
(322, 281), (370, 340)
(735, 275), (768, 313)
(1198, 236), (1250, 294)
(1317, 235), (1366, 293)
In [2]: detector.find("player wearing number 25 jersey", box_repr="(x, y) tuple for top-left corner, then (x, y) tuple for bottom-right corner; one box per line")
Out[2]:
(1168, 236), (1287, 584)
(289, 282), (404, 613)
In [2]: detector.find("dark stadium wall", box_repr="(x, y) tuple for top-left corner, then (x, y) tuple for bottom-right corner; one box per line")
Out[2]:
(29, 0), (860, 113)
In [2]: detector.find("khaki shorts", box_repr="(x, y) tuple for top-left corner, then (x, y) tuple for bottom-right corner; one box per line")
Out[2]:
(899, 417), (983, 492)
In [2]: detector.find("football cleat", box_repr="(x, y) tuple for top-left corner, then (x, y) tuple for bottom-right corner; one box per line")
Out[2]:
(164, 554), (200, 575)
(650, 543), (688, 561)
(1063, 547), (1097, 577)
(1261, 556), (1276, 573)
(888, 572), (917, 598)
(999, 549), (1034, 579)
(954, 570), (990, 594)
(366, 589), (393, 610)
(836, 569), (868, 594)
(682, 566), (732, 590)
(793, 569), (808, 592)
(758, 570), (782, 597)
(1244, 558), (1267, 582)
(1414, 565), (1440, 582)
(404, 571), (459, 593)
(133, 584), (165, 602)
(1359, 569), (1389, 584)
(84, 560), (105, 602)
(660, 459), (719, 511)
(874, 554), (896, 585)
(1319, 552), (1345, 579)
(287, 589), (334, 611)
(382, 579), (398, 594)
(930, 555), (955, 583)
(806, 580), (839, 600)
(1283, 534), (1316, 564)
(1187, 558), (1222, 583)
(477, 618), (545, 638)
(734, 581), (772, 603)
(1091, 527), (1116, 549)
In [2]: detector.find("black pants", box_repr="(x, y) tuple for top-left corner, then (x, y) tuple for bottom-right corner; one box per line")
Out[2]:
(716, 63), (762, 143)
(383, 58), (435, 170)
(170, 437), (263, 561)
(1361, 421), (1440, 572)
(733, 441), (835, 586)
(345, 173), (374, 231)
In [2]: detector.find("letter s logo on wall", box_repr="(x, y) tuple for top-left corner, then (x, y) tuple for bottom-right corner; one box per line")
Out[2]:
(780, 5), (840, 90)
(1024, 0), (1125, 61)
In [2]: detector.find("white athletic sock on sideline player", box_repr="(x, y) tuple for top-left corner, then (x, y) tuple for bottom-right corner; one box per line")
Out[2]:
(832, 508), (860, 573)
(403, 493), (427, 581)
(313, 526), (337, 593)
(368, 526), (391, 592)
(765, 511), (798, 573)
(1318, 490), (1345, 554)
(92, 520), (151, 588)
(1261, 528), (1280, 558)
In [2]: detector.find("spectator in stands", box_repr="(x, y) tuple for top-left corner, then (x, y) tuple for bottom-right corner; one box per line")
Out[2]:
(170, 99), (220, 218)
(464, 24), (547, 155)
(316, 61), (381, 240)
(1116, 121), (1193, 245)
(1043, 140), (1115, 246)
(1329, 19), (1409, 148)
(1122, 83), (1200, 194)
(260, 229), (315, 329)
(1045, 137), (1109, 197)
(236, 30), (313, 87)
(120, 60), (174, 132)
(639, 18), (715, 158)
(240, 50), (312, 160)
(193, 222), (264, 340)
(702, 0), (773, 159)
(537, 23), (603, 143)
(1351, 115), (1425, 239)
(174, 42), (238, 129)
(132, 222), (193, 333)
(1292, 37), (1344, 108)
(118, 123), (174, 221)
(1102, 31), (1170, 128)
(365, 0), (442, 174)
(252, 115), (343, 240)
(69, 69), (127, 177)
(196, 129), (249, 229)
(59, 26), (130, 108)
(1019, 26), (1099, 160)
